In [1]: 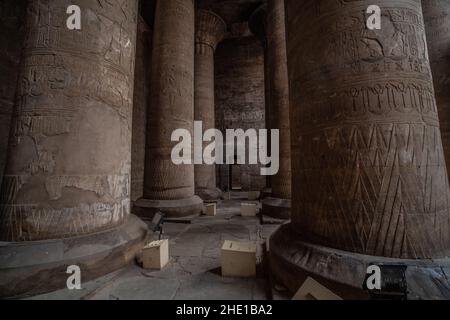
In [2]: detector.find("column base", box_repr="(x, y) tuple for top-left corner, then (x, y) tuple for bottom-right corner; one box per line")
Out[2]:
(0, 215), (148, 299)
(134, 195), (203, 219)
(196, 187), (223, 201)
(270, 224), (450, 300)
(262, 197), (291, 220)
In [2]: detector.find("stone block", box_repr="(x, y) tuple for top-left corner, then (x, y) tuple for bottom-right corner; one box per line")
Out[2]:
(241, 203), (258, 217)
(221, 240), (257, 277)
(204, 203), (216, 216)
(142, 239), (169, 270)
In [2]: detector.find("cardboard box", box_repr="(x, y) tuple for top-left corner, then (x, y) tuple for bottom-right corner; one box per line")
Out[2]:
(292, 277), (342, 300)
(141, 239), (169, 270)
(248, 191), (260, 200)
(241, 203), (258, 217)
(221, 240), (257, 277)
(204, 203), (216, 216)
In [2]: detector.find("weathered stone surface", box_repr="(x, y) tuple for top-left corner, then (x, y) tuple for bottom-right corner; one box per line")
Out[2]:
(0, 0), (27, 190)
(140, 0), (203, 217)
(194, 10), (226, 200)
(423, 0), (450, 182)
(0, 0), (139, 241)
(131, 18), (152, 203)
(270, 0), (450, 295)
(270, 224), (450, 300)
(0, 215), (148, 298)
(215, 36), (266, 192)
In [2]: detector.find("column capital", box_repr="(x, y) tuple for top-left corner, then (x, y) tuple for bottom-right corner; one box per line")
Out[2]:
(249, 4), (268, 47)
(195, 9), (227, 51)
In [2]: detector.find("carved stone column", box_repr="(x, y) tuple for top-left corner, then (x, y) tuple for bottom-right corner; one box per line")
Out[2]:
(250, 2), (291, 218)
(261, 0), (291, 219)
(270, 0), (450, 298)
(136, 0), (203, 217)
(423, 1), (450, 183)
(194, 10), (226, 201)
(249, 5), (272, 196)
(0, 0), (147, 298)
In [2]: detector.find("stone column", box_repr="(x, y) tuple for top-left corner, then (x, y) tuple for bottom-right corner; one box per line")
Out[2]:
(249, 5), (272, 196)
(270, 0), (450, 298)
(0, 0), (27, 189)
(136, 0), (203, 217)
(423, 1), (450, 183)
(194, 10), (226, 201)
(261, 0), (291, 219)
(0, 0), (147, 298)
(250, 2), (291, 218)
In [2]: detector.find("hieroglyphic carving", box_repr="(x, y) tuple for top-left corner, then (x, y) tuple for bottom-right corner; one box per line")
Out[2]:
(0, 0), (139, 241)
(144, 0), (197, 200)
(286, 0), (450, 258)
(423, 0), (450, 182)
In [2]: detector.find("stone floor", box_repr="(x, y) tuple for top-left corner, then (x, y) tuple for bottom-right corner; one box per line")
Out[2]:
(27, 193), (290, 300)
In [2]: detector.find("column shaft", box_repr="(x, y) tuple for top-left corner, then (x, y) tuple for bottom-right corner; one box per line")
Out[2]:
(270, 0), (450, 297)
(249, 5), (272, 196)
(194, 10), (226, 201)
(262, 0), (291, 219)
(138, 0), (203, 217)
(0, 0), (147, 298)
(423, 0), (450, 183)
(1, 0), (139, 241)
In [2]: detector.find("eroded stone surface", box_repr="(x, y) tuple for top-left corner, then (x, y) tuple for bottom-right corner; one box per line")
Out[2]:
(0, 0), (139, 241)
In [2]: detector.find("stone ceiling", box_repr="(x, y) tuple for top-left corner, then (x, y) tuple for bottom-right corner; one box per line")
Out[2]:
(197, 0), (264, 25)
(141, 0), (264, 28)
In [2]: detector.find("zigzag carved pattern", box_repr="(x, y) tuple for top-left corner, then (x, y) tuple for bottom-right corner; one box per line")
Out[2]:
(292, 123), (450, 259)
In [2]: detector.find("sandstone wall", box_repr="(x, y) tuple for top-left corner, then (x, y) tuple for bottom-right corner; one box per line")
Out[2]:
(215, 36), (266, 191)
